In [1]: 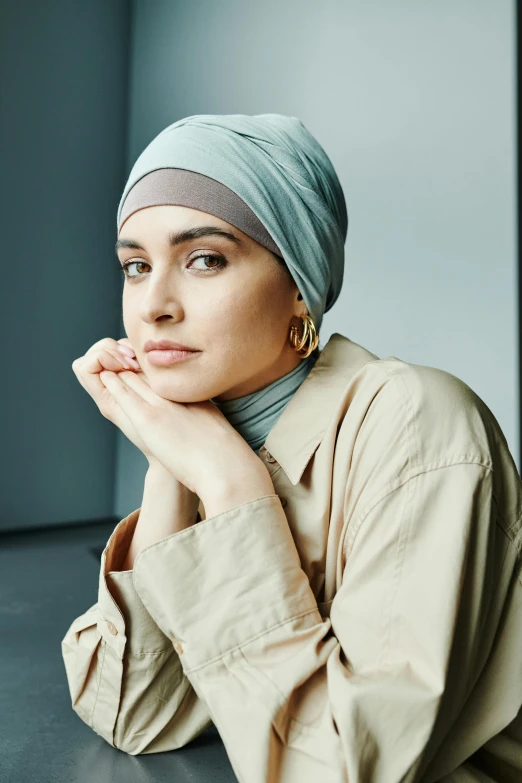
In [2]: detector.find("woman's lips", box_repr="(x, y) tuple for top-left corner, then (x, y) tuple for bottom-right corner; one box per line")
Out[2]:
(146, 349), (201, 366)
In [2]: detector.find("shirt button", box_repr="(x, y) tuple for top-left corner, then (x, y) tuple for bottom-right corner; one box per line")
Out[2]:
(172, 638), (184, 655)
(265, 451), (277, 463)
(106, 621), (118, 636)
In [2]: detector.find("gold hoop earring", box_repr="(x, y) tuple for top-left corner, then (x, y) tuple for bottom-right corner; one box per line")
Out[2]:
(289, 314), (319, 358)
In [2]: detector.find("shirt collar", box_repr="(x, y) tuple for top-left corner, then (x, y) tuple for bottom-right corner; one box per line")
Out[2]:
(262, 333), (380, 485)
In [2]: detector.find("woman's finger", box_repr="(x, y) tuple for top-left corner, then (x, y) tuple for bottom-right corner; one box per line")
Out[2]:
(116, 339), (136, 357)
(72, 339), (157, 458)
(84, 337), (122, 356)
(96, 371), (152, 449)
(115, 347), (149, 379)
(113, 347), (140, 370)
(73, 348), (130, 401)
(100, 368), (160, 407)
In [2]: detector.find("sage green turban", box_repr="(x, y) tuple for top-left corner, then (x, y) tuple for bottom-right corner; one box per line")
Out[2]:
(117, 113), (348, 334)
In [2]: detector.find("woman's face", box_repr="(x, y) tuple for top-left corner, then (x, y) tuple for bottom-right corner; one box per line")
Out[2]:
(116, 205), (309, 403)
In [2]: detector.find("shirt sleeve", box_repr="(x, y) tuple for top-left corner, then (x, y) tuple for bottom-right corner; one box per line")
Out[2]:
(60, 507), (212, 754)
(128, 459), (510, 782)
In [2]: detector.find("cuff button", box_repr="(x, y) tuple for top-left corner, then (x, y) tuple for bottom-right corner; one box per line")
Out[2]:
(106, 621), (118, 636)
(172, 638), (184, 655)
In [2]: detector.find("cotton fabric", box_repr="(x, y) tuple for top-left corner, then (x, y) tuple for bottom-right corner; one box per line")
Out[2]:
(116, 113), (348, 334)
(61, 332), (522, 782)
(119, 167), (284, 258)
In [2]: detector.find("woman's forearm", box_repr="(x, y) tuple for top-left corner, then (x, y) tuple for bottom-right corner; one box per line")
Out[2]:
(119, 463), (200, 571)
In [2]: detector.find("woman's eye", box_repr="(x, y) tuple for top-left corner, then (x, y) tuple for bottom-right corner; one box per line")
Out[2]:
(188, 254), (227, 273)
(119, 254), (227, 280)
(120, 260), (150, 278)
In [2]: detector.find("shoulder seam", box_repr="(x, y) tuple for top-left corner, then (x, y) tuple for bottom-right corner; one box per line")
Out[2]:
(343, 460), (494, 562)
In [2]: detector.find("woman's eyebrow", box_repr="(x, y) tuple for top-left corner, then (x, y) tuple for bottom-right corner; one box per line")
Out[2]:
(115, 226), (243, 253)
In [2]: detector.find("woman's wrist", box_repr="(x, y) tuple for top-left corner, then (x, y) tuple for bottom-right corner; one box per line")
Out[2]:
(119, 462), (200, 570)
(146, 456), (178, 478)
(200, 457), (275, 519)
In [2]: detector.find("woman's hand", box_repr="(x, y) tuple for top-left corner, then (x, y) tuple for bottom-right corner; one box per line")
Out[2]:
(96, 365), (269, 499)
(72, 336), (159, 463)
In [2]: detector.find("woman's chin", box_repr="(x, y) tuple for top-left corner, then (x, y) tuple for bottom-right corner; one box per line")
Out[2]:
(151, 380), (211, 404)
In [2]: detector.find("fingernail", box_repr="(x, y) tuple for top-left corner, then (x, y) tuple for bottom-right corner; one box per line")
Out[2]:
(117, 344), (135, 357)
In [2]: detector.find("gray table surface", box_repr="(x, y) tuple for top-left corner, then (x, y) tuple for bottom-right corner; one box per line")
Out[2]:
(0, 519), (238, 783)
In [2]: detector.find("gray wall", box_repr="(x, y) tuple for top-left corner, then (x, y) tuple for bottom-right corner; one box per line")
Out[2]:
(115, 0), (518, 519)
(1, 1), (516, 530)
(0, 0), (131, 531)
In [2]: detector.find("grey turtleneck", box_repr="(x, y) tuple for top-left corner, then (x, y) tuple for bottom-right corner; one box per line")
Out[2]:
(210, 347), (321, 454)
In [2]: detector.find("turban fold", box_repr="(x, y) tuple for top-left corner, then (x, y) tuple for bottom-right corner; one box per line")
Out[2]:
(117, 113), (348, 333)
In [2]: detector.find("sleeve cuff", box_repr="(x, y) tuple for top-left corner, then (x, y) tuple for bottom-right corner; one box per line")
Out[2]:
(105, 571), (173, 653)
(131, 494), (321, 671)
(97, 508), (172, 656)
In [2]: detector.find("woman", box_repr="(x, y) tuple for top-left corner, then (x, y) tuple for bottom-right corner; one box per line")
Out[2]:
(62, 113), (522, 782)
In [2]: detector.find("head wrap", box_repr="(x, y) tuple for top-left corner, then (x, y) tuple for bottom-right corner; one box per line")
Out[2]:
(117, 113), (348, 333)
(119, 168), (284, 259)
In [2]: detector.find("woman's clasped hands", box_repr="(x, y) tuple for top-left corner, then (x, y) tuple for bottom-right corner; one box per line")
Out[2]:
(71, 336), (268, 502)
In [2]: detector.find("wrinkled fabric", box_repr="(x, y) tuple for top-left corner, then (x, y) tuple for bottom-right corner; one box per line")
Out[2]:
(61, 332), (522, 782)
(117, 113), (348, 333)
(119, 167), (284, 258)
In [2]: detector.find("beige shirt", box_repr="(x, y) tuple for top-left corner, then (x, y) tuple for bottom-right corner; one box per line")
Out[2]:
(61, 332), (522, 782)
